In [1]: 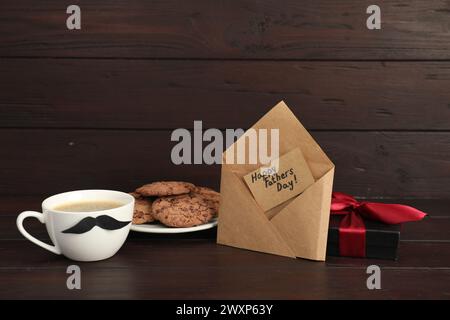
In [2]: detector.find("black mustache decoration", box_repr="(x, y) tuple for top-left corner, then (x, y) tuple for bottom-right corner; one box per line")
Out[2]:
(62, 215), (131, 234)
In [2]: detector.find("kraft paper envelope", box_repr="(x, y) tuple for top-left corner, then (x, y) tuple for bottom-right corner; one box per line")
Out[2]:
(217, 101), (335, 261)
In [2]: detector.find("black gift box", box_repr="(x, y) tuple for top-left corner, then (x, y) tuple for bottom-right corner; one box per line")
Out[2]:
(327, 215), (401, 260)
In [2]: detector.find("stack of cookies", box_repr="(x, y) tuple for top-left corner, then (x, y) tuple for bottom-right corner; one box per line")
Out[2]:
(130, 181), (220, 228)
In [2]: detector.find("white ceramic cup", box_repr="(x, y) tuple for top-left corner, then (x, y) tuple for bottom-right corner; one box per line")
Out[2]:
(16, 190), (134, 262)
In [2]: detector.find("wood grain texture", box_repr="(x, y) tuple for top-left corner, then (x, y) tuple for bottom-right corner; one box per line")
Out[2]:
(0, 240), (448, 299)
(1, 239), (448, 269)
(1, 0), (450, 59)
(1, 198), (449, 299)
(0, 268), (447, 299)
(1, 59), (450, 130)
(0, 129), (449, 198)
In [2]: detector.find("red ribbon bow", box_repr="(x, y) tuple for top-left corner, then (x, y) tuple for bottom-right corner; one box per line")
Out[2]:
(330, 192), (427, 257)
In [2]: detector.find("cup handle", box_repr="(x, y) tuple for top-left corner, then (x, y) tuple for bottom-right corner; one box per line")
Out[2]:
(16, 211), (61, 255)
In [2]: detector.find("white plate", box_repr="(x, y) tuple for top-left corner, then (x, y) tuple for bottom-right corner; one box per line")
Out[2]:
(130, 218), (218, 234)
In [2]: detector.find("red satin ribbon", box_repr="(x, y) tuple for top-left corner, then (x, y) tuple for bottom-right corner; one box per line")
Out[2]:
(331, 192), (427, 257)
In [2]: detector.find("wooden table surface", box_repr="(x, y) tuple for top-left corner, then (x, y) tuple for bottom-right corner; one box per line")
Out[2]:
(1, 196), (449, 299)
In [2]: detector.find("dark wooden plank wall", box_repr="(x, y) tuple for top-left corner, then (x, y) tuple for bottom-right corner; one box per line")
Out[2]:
(1, 60), (450, 130)
(0, 0), (449, 198)
(1, 0), (450, 59)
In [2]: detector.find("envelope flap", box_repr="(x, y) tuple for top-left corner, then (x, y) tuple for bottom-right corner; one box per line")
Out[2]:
(217, 167), (296, 258)
(223, 101), (334, 180)
(271, 167), (335, 261)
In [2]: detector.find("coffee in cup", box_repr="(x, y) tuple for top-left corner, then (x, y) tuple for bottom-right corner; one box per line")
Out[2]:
(16, 190), (134, 262)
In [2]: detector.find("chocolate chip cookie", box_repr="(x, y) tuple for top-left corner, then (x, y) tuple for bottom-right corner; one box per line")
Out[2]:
(192, 186), (220, 214)
(152, 194), (215, 228)
(130, 192), (154, 224)
(129, 191), (143, 199)
(135, 181), (195, 197)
